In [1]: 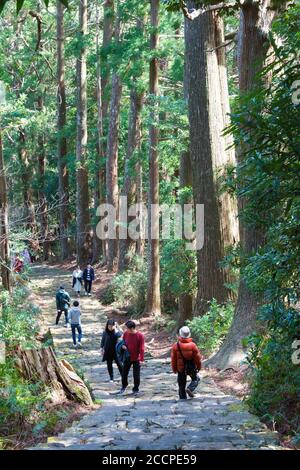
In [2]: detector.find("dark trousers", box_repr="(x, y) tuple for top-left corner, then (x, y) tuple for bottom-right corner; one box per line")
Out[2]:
(107, 354), (123, 380)
(71, 324), (82, 345)
(84, 280), (92, 293)
(177, 370), (200, 399)
(122, 360), (140, 392)
(56, 308), (68, 325)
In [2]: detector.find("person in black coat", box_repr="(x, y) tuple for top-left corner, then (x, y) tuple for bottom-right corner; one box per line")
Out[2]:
(82, 264), (95, 296)
(101, 320), (123, 382)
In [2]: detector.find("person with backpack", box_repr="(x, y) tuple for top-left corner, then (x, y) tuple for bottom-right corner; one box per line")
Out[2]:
(101, 320), (123, 382)
(171, 326), (202, 400)
(68, 300), (83, 349)
(55, 285), (71, 327)
(82, 263), (95, 296)
(116, 320), (145, 396)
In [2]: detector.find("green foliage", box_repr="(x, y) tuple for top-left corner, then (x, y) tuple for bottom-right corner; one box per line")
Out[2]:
(0, 360), (46, 430)
(0, 286), (40, 350)
(0, 1), (69, 15)
(110, 256), (148, 315)
(227, 4), (300, 436)
(104, 242), (197, 315)
(161, 239), (197, 299)
(246, 304), (300, 435)
(0, 284), (46, 444)
(187, 300), (234, 356)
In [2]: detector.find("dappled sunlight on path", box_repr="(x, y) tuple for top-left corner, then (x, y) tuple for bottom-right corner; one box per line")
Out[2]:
(29, 264), (284, 450)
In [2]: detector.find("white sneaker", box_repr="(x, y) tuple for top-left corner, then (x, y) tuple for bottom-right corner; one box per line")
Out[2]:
(77, 342), (82, 349)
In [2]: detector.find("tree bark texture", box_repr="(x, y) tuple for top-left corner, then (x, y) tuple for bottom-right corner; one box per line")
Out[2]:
(146, 0), (161, 316)
(57, 0), (70, 260)
(184, 5), (239, 316)
(76, 0), (91, 266)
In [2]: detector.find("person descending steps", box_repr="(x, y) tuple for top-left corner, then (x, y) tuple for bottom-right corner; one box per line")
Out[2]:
(72, 265), (83, 297)
(171, 326), (202, 400)
(82, 263), (95, 296)
(115, 320), (145, 397)
(101, 320), (123, 382)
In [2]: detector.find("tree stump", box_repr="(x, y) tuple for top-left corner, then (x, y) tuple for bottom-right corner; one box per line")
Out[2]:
(15, 345), (93, 406)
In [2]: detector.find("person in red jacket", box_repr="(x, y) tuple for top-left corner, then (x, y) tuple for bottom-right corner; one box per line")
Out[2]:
(116, 320), (145, 396)
(171, 326), (202, 400)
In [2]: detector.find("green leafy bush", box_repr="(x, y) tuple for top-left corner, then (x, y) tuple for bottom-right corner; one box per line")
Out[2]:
(187, 300), (234, 356)
(246, 303), (300, 435)
(161, 239), (197, 313)
(0, 360), (46, 429)
(0, 286), (40, 350)
(109, 256), (147, 315)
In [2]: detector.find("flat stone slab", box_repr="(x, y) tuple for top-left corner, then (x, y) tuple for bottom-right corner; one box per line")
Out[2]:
(29, 264), (286, 451)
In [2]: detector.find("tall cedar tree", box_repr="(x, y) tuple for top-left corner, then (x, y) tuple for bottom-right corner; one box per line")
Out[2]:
(76, 0), (91, 265)
(146, 0), (161, 316)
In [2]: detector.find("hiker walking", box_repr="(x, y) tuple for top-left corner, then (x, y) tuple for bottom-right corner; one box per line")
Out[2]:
(55, 285), (71, 327)
(72, 266), (83, 296)
(13, 254), (24, 273)
(68, 300), (83, 349)
(82, 263), (95, 296)
(116, 320), (145, 396)
(171, 326), (201, 400)
(101, 320), (123, 382)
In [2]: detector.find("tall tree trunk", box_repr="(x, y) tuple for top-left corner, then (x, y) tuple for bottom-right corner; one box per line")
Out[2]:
(177, 151), (194, 326)
(106, 12), (122, 272)
(118, 88), (144, 272)
(56, 0), (69, 260)
(92, 1), (105, 264)
(37, 97), (50, 261)
(184, 5), (238, 316)
(18, 131), (37, 233)
(207, 0), (276, 369)
(102, 0), (115, 120)
(145, 0), (161, 316)
(76, 0), (91, 266)
(96, 0), (115, 264)
(0, 131), (11, 292)
(35, 12), (50, 262)
(136, 159), (144, 257)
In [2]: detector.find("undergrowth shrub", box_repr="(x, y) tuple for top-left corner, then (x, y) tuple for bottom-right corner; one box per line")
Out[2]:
(107, 256), (147, 315)
(187, 300), (234, 356)
(245, 303), (300, 437)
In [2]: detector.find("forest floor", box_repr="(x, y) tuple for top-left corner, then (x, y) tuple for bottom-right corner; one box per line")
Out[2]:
(27, 262), (287, 450)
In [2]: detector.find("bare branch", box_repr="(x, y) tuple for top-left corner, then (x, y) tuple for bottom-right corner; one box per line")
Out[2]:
(180, 1), (238, 21)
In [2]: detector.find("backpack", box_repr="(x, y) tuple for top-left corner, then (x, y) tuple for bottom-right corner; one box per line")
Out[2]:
(177, 342), (197, 375)
(116, 340), (130, 366)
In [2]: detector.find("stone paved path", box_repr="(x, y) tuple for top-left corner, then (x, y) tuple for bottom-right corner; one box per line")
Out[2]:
(29, 264), (284, 450)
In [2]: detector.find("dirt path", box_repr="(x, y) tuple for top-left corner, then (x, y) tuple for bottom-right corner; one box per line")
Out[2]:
(29, 264), (284, 450)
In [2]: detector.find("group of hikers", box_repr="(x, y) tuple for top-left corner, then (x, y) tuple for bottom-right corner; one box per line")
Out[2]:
(54, 266), (202, 400)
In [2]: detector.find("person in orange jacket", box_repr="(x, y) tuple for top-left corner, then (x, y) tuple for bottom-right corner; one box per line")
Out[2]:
(171, 326), (202, 399)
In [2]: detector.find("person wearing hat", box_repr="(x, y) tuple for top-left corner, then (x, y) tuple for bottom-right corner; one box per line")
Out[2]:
(55, 285), (71, 327)
(171, 326), (202, 399)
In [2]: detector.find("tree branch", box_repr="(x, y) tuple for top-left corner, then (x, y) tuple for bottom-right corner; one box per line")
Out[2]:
(180, 1), (238, 21)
